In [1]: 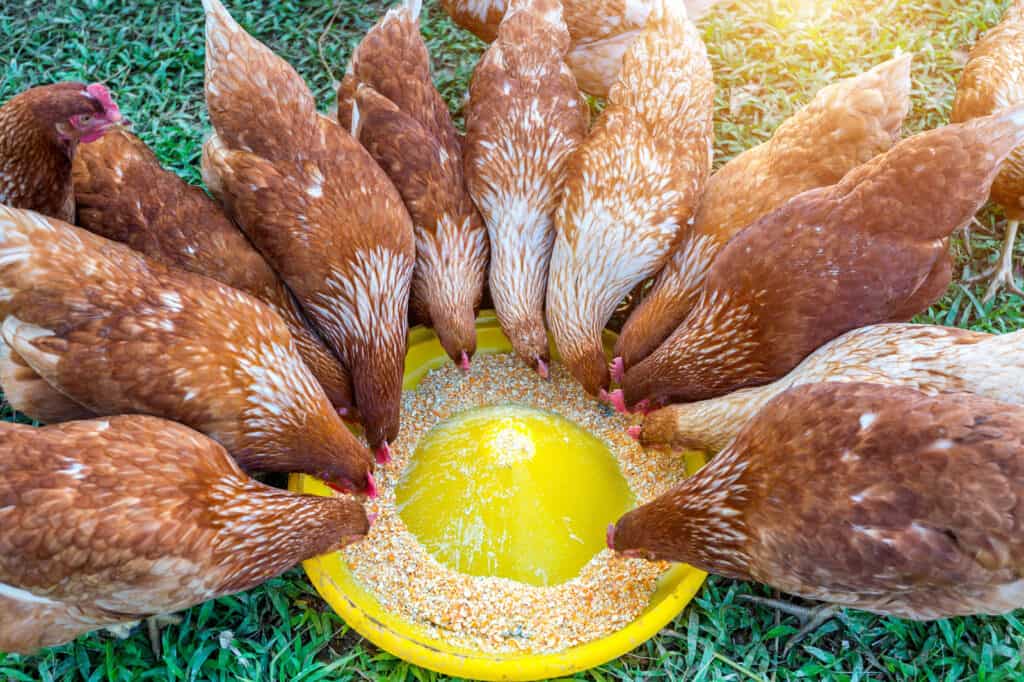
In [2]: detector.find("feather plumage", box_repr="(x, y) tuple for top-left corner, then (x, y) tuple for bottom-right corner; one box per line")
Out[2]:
(0, 416), (368, 654)
(0, 204), (374, 492)
(620, 105), (1024, 408)
(464, 0), (589, 375)
(616, 55), (912, 369)
(547, 2), (714, 394)
(612, 382), (1024, 621)
(200, 0), (415, 452)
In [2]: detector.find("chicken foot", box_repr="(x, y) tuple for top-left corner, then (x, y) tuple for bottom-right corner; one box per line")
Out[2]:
(146, 613), (183, 658)
(739, 595), (841, 654)
(966, 219), (1024, 303)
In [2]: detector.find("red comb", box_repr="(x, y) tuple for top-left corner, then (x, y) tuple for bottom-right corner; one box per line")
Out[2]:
(458, 351), (471, 371)
(366, 472), (378, 499)
(85, 83), (121, 121)
(606, 523), (616, 550)
(627, 425), (641, 440)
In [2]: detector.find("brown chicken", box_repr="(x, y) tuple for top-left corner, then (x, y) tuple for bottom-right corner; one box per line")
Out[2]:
(616, 105), (1024, 410)
(615, 55), (913, 371)
(336, 0), (488, 369)
(71, 128), (356, 414)
(0, 415), (369, 655)
(546, 0), (714, 396)
(439, 0), (724, 96)
(0, 204), (375, 494)
(610, 382), (1024, 627)
(0, 82), (123, 223)
(463, 0), (589, 377)
(952, 0), (1024, 301)
(200, 0), (416, 461)
(639, 323), (1024, 454)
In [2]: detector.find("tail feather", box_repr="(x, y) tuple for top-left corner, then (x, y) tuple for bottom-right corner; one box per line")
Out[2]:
(838, 103), (1024, 241)
(0, 206), (98, 309)
(870, 52), (913, 84)
(0, 206), (153, 294)
(856, 53), (912, 137)
(202, 0), (319, 157)
(403, 0), (422, 20)
(2, 317), (63, 391)
(0, 316), (86, 424)
(972, 102), (1024, 159)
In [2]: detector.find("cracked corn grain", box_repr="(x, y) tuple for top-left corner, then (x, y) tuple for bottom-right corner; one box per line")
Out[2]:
(343, 353), (692, 654)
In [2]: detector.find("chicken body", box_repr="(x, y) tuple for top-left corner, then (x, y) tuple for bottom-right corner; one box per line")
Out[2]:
(615, 55), (912, 369)
(546, 0), (714, 395)
(952, 0), (1024, 301)
(71, 129), (355, 414)
(439, 0), (724, 96)
(200, 0), (415, 456)
(611, 382), (1024, 621)
(464, 0), (589, 376)
(0, 416), (368, 654)
(337, 0), (488, 368)
(0, 82), (123, 223)
(619, 105), (1024, 408)
(0, 204), (374, 493)
(641, 323), (1024, 454)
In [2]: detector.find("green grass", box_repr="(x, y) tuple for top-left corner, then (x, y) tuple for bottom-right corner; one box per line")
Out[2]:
(2, 0), (1023, 679)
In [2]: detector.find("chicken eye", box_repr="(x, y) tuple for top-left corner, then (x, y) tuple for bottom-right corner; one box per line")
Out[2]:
(77, 114), (93, 125)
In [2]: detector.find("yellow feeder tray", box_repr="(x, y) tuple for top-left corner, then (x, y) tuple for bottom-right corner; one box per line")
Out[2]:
(289, 313), (707, 681)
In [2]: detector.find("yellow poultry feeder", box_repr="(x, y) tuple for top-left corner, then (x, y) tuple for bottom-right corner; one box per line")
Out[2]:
(289, 313), (707, 681)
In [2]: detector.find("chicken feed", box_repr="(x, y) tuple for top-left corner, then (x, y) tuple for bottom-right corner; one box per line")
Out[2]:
(342, 352), (692, 654)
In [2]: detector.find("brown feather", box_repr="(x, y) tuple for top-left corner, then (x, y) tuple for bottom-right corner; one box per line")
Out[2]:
(614, 382), (1024, 620)
(616, 55), (912, 369)
(200, 0), (415, 450)
(0, 415), (368, 654)
(640, 324), (1024, 454)
(952, 0), (1024, 219)
(0, 83), (116, 223)
(0, 204), (374, 492)
(621, 106), (1024, 407)
(70, 128), (356, 413)
(464, 0), (589, 374)
(439, 0), (726, 96)
(337, 4), (487, 365)
(547, 0), (714, 395)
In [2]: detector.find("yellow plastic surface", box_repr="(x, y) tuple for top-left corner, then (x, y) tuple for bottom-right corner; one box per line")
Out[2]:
(395, 404), (635, 586)
(289, 313), (708, 681)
